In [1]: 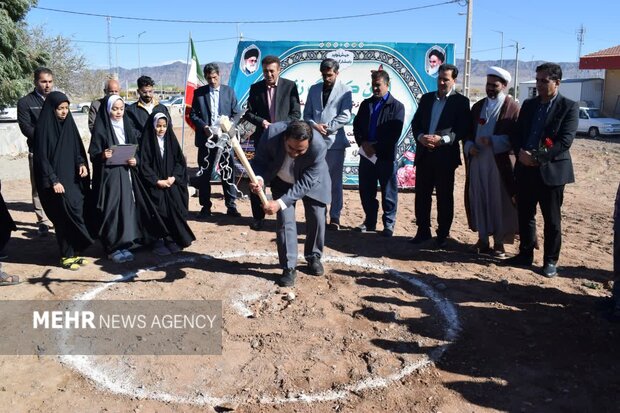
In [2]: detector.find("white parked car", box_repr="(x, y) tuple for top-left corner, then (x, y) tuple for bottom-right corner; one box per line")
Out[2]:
(76, 102), (91, 113)
(0, 106), (18, 121)
(169, 97), (185, 114)
(577, 107), (620, 138)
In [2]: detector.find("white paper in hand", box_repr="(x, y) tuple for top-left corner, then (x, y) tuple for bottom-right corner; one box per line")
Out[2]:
(358, 145), (377, 164)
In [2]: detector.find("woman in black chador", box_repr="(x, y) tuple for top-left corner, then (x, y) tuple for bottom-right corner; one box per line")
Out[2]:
(33, 91), (93, 270)
(139, 112), (195, 255)
(89, 95), (167, 263)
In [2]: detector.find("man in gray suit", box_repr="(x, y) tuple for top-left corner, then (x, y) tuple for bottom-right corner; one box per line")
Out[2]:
(303, 58), (352, 230)
(250, 120), (331, 287)
(190, 62), (241, 218)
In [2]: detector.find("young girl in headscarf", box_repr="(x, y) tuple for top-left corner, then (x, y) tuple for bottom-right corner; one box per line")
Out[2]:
(33, 91), (93, 270)
(139, 112), (195, 255)
(89, 94), (167, 263)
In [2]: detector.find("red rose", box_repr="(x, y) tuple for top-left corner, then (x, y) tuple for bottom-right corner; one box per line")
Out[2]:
(544, 137), (553, 149)
(478, 118), (486, 125)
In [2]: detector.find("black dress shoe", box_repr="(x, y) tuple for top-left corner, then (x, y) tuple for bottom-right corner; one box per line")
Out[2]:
(354, 223), (376, 233)
(277, 268), (297, 287)
(435, 236), (448, 248)
(197, 207), (212, 219)
(541, 261), (558, 278)
(306, 255), (324, 276)
(381, 226), (394, 237)
(226, 208), (242, 217)
(250, 219), (264, 230)
(408, 233), (432, 244)
(503, 253), (533, 267)
(327, 219), (340, 231)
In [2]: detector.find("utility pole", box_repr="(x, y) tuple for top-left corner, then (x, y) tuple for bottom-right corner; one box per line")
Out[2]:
(492, 30), (504, 67)
(512, 40), (524, 100)
(576, 24), (586, 60)
(106, 17), (113, 74)
(112, 35), (124, 79)
(138, 31), (146, 77)
(463, 0), (473, 98)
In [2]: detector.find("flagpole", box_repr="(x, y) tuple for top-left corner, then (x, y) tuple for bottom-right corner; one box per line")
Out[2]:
(181, 32), (192, 150)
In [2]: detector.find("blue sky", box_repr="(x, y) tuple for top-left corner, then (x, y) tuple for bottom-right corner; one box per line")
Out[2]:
(26, 0), (618, 71)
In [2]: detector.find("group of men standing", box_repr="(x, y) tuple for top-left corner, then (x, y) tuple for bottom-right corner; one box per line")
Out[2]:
(12, 56), (581, 288)
(205, 56), (578, 286)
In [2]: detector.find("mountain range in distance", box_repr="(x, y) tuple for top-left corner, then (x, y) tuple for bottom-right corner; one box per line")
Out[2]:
(107, 59), (603, 94)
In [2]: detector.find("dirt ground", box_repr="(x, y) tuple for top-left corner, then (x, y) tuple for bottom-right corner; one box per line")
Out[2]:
(0, 126), (618, 413)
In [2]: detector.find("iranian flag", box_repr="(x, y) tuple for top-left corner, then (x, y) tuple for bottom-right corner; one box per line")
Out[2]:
(184, 38), (205, 130)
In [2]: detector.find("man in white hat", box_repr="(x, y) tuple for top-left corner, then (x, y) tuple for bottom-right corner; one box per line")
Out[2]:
(464, 66), (520, 257)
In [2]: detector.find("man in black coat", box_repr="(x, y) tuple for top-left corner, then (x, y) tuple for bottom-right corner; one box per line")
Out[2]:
(410, 63), (471, 248)
(506, 62), (579, 278)
(125, 75), (170, 142)
(17, 67), (55, 235)
(352, 70), (405, 237)
(243, 55), (301, 230)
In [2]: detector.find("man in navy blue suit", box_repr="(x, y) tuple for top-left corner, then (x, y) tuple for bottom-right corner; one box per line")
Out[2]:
(190, 63), (241, 218)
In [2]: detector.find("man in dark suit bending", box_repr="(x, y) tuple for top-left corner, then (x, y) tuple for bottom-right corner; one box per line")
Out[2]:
(250, 121), (331, 287)
(506, 62), (579, 278)
(243, 55), (301, 230)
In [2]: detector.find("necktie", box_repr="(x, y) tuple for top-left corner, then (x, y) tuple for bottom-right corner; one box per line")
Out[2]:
(267, 86), (276, 123)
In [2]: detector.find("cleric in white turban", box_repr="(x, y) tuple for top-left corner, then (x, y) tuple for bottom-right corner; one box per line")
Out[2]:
(463, 65), (520, 257)
(486, 66), (512, 85)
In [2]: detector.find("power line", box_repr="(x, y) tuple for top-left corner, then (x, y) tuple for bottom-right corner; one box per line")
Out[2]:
(71, 36), (240, 45)
(33, 1), (460, 24)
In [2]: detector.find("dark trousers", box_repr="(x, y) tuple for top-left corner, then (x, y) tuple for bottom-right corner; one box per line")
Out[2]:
(515, 167), (564, 263)
(414, 160), (456, 238)
(250, 192), (265, 221)
(197, 146), (237, 210)
(358, 157), (398, 228)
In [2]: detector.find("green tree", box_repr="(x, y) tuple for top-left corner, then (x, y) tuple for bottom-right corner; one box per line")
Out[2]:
(0, 0), (47, 107)
(26, 25), (87, 97)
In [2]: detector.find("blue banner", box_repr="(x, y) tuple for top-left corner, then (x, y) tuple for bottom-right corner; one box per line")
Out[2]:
(230, 40), (454, 188)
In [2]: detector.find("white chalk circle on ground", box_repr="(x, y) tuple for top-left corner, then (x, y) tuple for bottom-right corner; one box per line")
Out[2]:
(58, 251), (461, 407)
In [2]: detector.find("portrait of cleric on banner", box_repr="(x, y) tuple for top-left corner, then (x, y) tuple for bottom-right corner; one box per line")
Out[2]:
(228, 40), (454, 190)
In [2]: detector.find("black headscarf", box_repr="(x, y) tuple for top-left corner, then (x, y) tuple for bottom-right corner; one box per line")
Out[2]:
(34, 91), (89, 192)
(33, 91), (94, 250)
(139, 112), (194, 247)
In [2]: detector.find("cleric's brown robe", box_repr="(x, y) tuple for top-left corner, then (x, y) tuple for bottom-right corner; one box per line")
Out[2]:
(464, 95), (520, 232)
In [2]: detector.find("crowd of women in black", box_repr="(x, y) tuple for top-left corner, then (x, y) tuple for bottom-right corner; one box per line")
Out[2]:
(29, 92), (194, 268)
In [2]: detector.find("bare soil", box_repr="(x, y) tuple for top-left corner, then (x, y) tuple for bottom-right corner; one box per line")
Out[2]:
(0, 128), (618, 413)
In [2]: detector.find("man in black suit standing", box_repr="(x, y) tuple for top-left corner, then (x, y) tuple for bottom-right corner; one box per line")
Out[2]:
(352, 69), (405, 237)
(243, 55), (301, 230)
(17, 67), (55, 236)
(506, 62), (579, 278)
(410, 63), (471, 248)
(190, 63), (241, 218)
(250, 121), (331, 287)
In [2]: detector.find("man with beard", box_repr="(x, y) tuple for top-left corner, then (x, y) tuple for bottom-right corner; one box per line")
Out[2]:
(17, 67), (55, 236)
(125, 75), (170, 142)
(303, 58), (352, 230)
(464, 66), (519, 257)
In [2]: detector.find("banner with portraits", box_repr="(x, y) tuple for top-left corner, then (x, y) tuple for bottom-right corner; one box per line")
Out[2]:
(229, 41), (454, 188)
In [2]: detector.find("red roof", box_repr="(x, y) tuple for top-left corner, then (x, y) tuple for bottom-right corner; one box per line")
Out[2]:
(580, 45), (620, 70)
